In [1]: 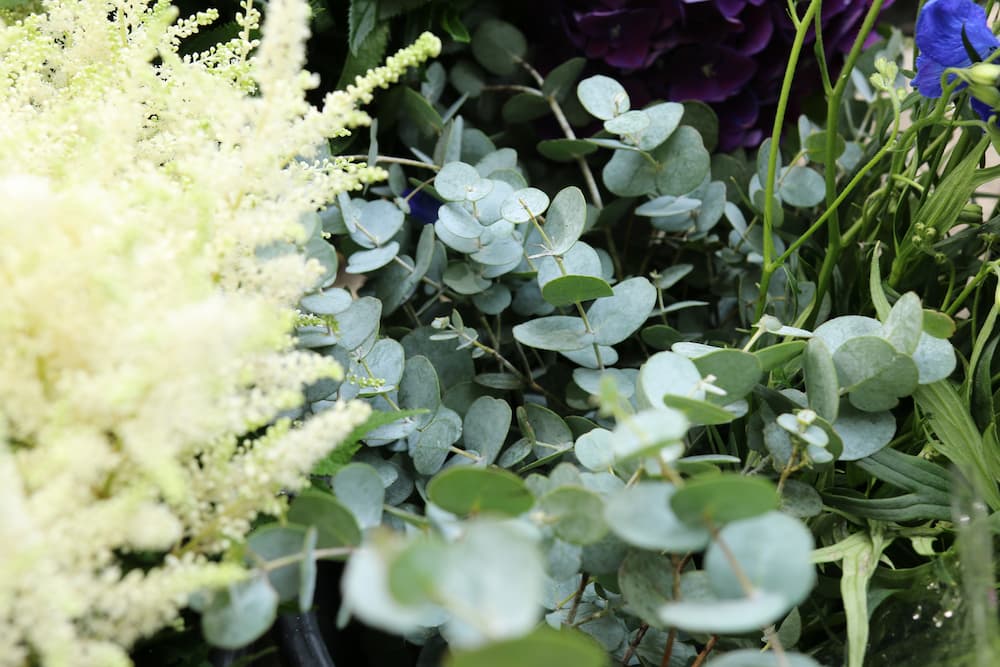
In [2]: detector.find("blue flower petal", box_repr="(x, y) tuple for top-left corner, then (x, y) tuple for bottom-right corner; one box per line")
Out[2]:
(971, 96), (995, 120)
(916, 0), (999, 70)
(913, 53), (948, 97)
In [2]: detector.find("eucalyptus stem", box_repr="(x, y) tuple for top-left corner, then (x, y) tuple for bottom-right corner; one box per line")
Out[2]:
(813, 0), (885, 322)
(757, 0), (822, 319)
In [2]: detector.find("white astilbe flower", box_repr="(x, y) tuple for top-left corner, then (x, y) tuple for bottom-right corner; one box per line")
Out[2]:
(0, 0), (440, 664)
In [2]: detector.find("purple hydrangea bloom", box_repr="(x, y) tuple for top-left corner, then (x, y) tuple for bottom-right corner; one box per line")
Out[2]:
(913, 0), (999, 120)
(551, 0), (892, 150)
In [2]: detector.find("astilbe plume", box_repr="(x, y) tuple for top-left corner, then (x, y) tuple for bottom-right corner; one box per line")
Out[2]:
(552, 0), (892, 150)
(0, 1), (439, 665)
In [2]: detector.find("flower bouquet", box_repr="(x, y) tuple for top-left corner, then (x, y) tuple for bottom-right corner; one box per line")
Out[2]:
(2, 0), (999, 666)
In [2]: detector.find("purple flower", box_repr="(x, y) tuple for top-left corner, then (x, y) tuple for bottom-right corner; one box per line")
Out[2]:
(913, 0), (1000, 120)
(551, 0), (893, 150)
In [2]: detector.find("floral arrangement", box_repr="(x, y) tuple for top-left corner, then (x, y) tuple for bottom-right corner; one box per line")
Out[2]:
(4, 0), (1000, 666)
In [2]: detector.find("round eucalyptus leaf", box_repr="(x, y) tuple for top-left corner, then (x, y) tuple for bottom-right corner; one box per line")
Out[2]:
(670, 474), (779, 525)
(777, 166), (825, 208)
(450, 60), (486, 97)
(780, 480), (823, 519)
(525, 403), (574, 451)
(572, 367), (636, 398)
(497, 437), (532, 468)
(445, 626), (607, 667)
(690, 348), (762, 403)
(473, 372), (522, 390)
(618, 551), (675, 628)
(438, 203), (485, 239)
(602, 148), (657, 197)
(833, 336), (919, 411)
(428, 467), (534, 517)
(346, 242), (401, 274)
(443, 262), (491, 295)
(831, 399), (895, 461)
(611, 408), (689, 461)
(574, 428), (614, 471)
(333, 463), (386, 529)
(704, 511), (816, 605)
(334, 297), (381, 351)
(804, 337), (839, 422)
(439, 521), (545, 647)
(652, 126), (710, 196)
(300, 288), (352, 315)
(543, 186), (587, 255)
(355, 199), (405, 248)
(542, 57), (587, 100)
(537, 138), (598, 162)
(298, 528), (317, 611)
(706, 650), (822, 667)
(463, 397), (512, 465)
(399, 355), (441, 428)
(342, 540), (447, 636)
(637, 101), (685, 150)
(604, 109), (651, 135)
(247, 524), (309, 602)
(912, 332), (957, 383)
(542, 275), (614, 306)
(501, 187), (550, 223)
(412, 417), (462, 475)
(658, 591), (791, 634)
(502, 93), (550, 124)
(754, 341), (806, 372)
(661, 395), (735, 425)
(437, 220), (482, 253)
(513, 316), (592, 352)
(472, 238), (523, 266)
(635, 195), (701, 218)
(287, 489), (362, 550)
(561, 344), (618, 369)
(471, 19), (527, 76)
(577, 75), (630, 120)
(201, 576), (279, 649)
(587, 277), (656, 346)
(436, 162), (482, 202)
(812, 315), (881, 354)
(471, 282), (512, 315)
(636, 351), (704, 409)
(539, 486), (608, 545)
(883, 292), (923, 355)
(537, 241), (603, 286)
(605, 483), (710, 552)
(545, 538), (583, 582)
(388, 536), (447, 606)
(680, 100), (719, 152)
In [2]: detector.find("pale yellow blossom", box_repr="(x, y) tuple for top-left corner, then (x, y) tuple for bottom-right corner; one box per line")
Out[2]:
(0, 0), (439, 663)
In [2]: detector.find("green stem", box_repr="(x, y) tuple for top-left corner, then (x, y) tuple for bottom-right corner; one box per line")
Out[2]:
(757, 0), (823, 319)
(813, 0), (885, 323)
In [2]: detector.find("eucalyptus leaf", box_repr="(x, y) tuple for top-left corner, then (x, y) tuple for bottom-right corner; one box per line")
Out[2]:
(446, 626), (607, 667)
(587, 277), (656, 346)
(463, 397), (512, 464)
(513, 316), (592, 351)
(427, 467), (534, 517)
(577, 75), (630, 120)
(539, 486), (608, 545)
(543, 186), (587, 255)
(705, 511), (815, 606)
(201, 576), (279, 649)
(334, 463), (386, 529)
(671, 474), (779, 525)
(605, 483), (710, 552)
(470, 19), (527, 76)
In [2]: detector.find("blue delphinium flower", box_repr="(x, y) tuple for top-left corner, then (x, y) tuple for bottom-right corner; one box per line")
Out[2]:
(914, 0), (1000, 120)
